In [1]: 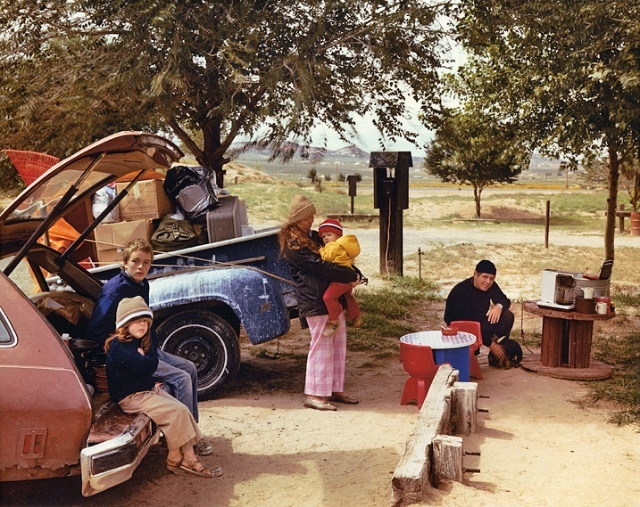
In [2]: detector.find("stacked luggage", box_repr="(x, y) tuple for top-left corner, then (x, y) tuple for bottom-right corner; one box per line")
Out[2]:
(92, 165), (248, 263)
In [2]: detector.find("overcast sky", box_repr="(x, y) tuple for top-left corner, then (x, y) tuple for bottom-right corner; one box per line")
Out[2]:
(311, 103), (432, 154)
(315, 43), (467, 154)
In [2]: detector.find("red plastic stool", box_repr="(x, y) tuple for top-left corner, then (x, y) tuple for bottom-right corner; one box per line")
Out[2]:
(399, 341), (440, 409)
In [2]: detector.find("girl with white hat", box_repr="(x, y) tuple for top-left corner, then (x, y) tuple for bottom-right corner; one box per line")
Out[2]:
(105, 296), (221, 478)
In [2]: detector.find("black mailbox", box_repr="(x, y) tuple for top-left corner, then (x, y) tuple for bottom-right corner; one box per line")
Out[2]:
(347, 174), (359, 197)
(369, 152), (411, 210)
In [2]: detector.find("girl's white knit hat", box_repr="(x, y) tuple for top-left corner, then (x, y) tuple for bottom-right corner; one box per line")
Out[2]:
(115, 296), (153, 329)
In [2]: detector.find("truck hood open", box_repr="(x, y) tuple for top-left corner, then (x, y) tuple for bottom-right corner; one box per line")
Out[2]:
(0, 132), (182, 259)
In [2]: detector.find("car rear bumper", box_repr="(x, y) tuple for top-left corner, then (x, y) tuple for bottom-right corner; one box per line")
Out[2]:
(80, 412), (160, 497)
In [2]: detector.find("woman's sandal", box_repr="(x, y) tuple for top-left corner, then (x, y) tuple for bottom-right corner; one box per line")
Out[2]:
(180, 457), (222, 478)
(328, 393), (359, 405)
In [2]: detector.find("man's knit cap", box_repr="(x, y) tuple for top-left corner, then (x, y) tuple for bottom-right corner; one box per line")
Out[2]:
(475, 259), (497, 276)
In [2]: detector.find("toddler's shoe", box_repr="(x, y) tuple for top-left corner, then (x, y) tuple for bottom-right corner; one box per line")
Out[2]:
(350, 315), (363, 328)
(322, 320), (339, 337)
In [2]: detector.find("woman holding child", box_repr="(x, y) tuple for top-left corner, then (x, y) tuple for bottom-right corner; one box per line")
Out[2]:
(278, 194), (362, 411)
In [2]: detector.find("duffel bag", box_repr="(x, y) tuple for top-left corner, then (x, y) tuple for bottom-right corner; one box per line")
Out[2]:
(151, 216), (199, 252)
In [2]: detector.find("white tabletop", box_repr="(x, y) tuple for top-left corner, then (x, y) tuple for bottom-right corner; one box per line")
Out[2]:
(400, 331), (476, 350)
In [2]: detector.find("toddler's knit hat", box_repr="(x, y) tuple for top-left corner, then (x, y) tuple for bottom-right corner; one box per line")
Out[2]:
(115, 296), (153, 329)
(287, 194), (316, 224)
(318, 218), (343, 237)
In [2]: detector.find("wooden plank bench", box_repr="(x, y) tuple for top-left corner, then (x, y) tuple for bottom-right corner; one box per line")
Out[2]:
(391, 365), (479, 506)
(615, 210), (632, 232)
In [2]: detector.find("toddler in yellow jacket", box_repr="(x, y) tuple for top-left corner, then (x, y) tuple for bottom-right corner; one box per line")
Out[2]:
(318, 218), (363, 337)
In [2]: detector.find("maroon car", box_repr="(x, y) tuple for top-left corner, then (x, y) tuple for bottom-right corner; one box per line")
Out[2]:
(0, 132), (182, 496)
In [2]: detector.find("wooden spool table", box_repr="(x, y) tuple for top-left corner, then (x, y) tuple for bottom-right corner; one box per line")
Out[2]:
(521, 300), (614, 380)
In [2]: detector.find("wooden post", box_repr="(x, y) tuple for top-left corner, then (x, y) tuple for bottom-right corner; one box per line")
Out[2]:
(452, 382), (478, 435)
(432, 435), (463, 485)
(545, 200), (550, 249)
(370, 152), (412, 277)
(378, 172), (404, 277)
(618, 203), (625, 233)
(347, 174), (358, 215)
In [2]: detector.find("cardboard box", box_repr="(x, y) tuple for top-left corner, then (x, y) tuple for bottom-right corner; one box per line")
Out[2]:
(94, 219), (154, 265)
(117, 180), (173, 220)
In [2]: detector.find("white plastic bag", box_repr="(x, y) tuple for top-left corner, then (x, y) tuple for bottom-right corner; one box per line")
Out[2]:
(92, 183), (120, 223)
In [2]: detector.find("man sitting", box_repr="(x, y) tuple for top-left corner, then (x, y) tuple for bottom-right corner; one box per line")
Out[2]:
(444, 259), (515, 364)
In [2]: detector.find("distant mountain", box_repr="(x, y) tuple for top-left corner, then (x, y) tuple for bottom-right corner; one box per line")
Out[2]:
(331, 145), (369, 158)
(230, 141), (426, 166)
(527, 153), (563, 173)
(230, 141), (370, 160)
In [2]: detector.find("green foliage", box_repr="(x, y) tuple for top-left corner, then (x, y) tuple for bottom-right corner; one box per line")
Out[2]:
(591, 332), (640, 425)
(307, 168), (318, 183)
(0, 0), (449, 186)
(452, 0), (640, 257)
(356, 276), (439, 320)
(0, 158), (24, 192)
(424, 108), (530, 217)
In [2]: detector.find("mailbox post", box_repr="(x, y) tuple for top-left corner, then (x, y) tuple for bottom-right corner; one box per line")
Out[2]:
(347, 174), (359, 214)
(369, 151), (412, 276)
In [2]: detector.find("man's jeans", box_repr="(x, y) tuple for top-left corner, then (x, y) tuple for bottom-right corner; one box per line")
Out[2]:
(153, 349), (199, 423)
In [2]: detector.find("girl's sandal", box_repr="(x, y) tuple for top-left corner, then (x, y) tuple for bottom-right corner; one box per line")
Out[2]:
(166, 457), (188, 476)
(180, 457), (222, 478)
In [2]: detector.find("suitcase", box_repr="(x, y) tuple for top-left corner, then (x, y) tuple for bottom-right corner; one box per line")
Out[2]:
(206, 195), (248, 242)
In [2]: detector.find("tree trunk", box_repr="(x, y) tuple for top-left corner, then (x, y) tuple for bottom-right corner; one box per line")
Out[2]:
(473, 186), (482, 218)
(167, 118), (230, 188)
(200, 123), (229, 188)
(605, 145), (620, 261)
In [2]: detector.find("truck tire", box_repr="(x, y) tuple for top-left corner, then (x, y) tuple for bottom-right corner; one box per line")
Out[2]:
(156, 310), (241, 400)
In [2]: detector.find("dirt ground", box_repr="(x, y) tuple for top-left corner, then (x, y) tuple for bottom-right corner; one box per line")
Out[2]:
(2, 181), (640, 506)
(3, 283), (640, 507)
(3, 315), (639, 507)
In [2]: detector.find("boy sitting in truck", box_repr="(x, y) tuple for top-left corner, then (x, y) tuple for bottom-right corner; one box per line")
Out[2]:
(86, 238), (212, 456)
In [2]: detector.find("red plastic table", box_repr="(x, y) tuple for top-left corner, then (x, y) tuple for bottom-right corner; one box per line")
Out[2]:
(400, 331), (476, 381)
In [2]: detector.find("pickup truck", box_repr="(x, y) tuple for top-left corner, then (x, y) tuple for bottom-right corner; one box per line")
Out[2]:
(0, 132), (295, 496)
(90, 224), (295, 400)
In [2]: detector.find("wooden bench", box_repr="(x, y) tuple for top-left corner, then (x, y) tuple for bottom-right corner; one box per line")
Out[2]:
(615, 210), (632, 232)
